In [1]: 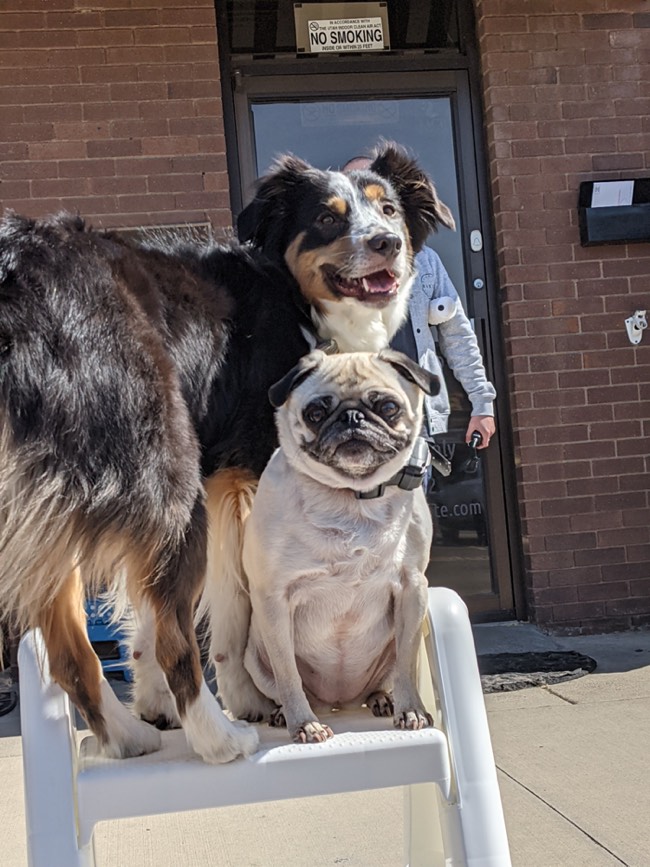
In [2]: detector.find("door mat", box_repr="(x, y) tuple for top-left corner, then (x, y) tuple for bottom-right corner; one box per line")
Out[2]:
(478, 651), (597, 693)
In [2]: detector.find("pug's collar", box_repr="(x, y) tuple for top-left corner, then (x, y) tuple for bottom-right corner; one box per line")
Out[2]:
(355, 436), (430, 500)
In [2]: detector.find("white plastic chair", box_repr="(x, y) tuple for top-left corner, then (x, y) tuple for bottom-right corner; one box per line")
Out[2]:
(18, 586), (511, 867)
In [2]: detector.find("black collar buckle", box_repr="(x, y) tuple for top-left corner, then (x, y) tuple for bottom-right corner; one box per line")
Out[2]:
(355, 437), (431, 500)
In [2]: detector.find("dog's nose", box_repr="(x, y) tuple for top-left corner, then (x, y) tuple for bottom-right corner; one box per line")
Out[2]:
(342, 408), (365, 428)
(367, 232), (402, 256)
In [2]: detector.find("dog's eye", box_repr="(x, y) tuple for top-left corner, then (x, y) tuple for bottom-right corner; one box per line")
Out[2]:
(303, 401), (329, 425)
(382, 203), (396, 217)
(376, 399), (401, 420)
(318, 213), (336, 227)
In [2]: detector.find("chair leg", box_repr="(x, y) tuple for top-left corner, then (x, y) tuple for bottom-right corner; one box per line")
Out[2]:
(404, 783), (446, 867)
(423, 587), (512, 867)
(19, 630), (97, 867)
(402, 629), (447, 866)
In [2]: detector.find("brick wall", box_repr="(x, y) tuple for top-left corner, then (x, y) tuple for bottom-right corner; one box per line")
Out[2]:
(0, 0), (230, 231)
(475, 0), (650, 631)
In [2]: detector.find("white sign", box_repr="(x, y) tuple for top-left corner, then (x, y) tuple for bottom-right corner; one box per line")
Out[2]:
(307, 17), (385, 53)
(591, 180), (634, 208)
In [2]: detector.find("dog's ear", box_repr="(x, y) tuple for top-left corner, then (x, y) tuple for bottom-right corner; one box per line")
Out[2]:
(237, 154), (312, 253)
(268, 351), (324, 408)
(369, 143), (455, 252)
(378, 349), (440, 396)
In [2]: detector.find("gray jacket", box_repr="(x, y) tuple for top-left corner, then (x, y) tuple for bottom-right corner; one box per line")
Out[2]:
(408, 247), (496, 437)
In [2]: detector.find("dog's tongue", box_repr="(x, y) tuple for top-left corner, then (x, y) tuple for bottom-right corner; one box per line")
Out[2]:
(361, 270), (397, 295)
(336, 269), (397, 299)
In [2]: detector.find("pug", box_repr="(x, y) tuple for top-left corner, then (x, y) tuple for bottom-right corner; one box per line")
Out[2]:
(240, 349), (439, 743)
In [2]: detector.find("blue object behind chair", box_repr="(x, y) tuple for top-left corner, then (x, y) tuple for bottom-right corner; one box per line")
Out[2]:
(85, 599), (132, 682)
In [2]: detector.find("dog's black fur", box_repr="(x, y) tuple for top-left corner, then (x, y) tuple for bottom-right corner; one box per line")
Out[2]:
(0, 143), (452, 759)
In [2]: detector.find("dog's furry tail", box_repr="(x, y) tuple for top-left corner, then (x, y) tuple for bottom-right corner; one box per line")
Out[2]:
(0, 426), (92, 632)
(195, 468), (258, 630)
(0, 423), (162, 638)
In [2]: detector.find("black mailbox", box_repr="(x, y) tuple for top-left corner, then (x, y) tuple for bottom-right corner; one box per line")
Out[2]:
(578, 178), (650, 246)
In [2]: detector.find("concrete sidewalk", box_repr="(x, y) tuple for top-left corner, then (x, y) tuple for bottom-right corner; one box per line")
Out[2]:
(2, 624), (649, 867)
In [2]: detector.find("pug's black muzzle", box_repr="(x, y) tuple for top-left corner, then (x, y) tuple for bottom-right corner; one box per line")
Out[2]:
(304, 403), (409, 477)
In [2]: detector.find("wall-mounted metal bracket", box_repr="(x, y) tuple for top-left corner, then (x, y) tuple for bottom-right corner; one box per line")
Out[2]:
(625, 310), (647, 345)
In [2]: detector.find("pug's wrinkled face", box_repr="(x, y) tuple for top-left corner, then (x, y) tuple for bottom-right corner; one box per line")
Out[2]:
(271, 350), (439, 492)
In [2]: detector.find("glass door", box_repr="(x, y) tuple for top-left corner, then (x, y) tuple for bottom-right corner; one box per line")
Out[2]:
(231, 69), (518, 619)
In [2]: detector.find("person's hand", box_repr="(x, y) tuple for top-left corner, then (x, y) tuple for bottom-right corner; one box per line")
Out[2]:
(465, 416), (495, 449)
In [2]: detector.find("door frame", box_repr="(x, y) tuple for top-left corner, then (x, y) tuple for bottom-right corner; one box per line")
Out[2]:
(217, 42), (525, 622)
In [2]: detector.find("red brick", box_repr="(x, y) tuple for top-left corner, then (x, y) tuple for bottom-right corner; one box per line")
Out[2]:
(57, 158), (115, 178)
(103, 9), (159, 27)
(160, 8), (215, 26)
(141, 135), (199, 156)
(532, 388), (585, 409)
(28, 141), (86, 160)
(534, 586), (578, 605)
(616, 438), (650, 458)
(0, 180), (31, 199)
(81, 65), (139, 84)
(563, 440), (617, 462)
(628, 544), (650, 563)
(147, 173), (204, 194)
(603, 562), (650, 583)
(606, 597), (650, 617)
(45, 11), (102, 29)
(592, 456), (646, 479)
(0, 11), (46, 29)
(578, 580), (629, 601)
(566, 477), (619, 497)
(551, 602), (606, 622)
(87, 139), (143, 158)
(119, 157), (172, 175)
(90, 176), (147, 195)
(583, 13), (631, 30)
(77, 29), (135, 48)
(31, 177), (91, 198)
(106, 47), (166, 65)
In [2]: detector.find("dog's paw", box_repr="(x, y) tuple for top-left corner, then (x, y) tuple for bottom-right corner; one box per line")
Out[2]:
(99, 680), (162, 759)
(394, 709), (434, 731)
(219, 686), (278, 723)
(269, 706), (287, 728)
(216, 663), (278, 723)
(197, 720), (260, 765)
(103, 716), (162, 759)
(292, 720), (334, 744)
(133, 686), (181, 730)
(366, 691), (394, 717)
(183, 683), (260, 764)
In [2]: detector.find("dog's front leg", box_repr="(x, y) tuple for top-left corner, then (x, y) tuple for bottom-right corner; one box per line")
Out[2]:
(129, 600), (181, 729)
(202, 469), (277, 723)
(392, 568), (433, 730)
(251, 588), (333, 744)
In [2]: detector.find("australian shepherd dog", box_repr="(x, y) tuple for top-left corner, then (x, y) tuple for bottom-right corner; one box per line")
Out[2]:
(0, 144), (453, 763)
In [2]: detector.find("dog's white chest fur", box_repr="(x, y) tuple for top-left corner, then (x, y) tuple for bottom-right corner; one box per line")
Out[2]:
(242, 450), (431, 707)
(314, 289), (411, 353)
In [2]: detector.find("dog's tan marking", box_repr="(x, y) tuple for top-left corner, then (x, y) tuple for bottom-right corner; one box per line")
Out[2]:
(204, 467), (258, 594)
(325, 195), (347, 216)
(38, 566), (108, 743)
(284, 236), (330, 310)
(364, 183), (388, 202)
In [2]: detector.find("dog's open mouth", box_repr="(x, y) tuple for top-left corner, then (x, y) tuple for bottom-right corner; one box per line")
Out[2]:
(323, 267), (400, 304)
